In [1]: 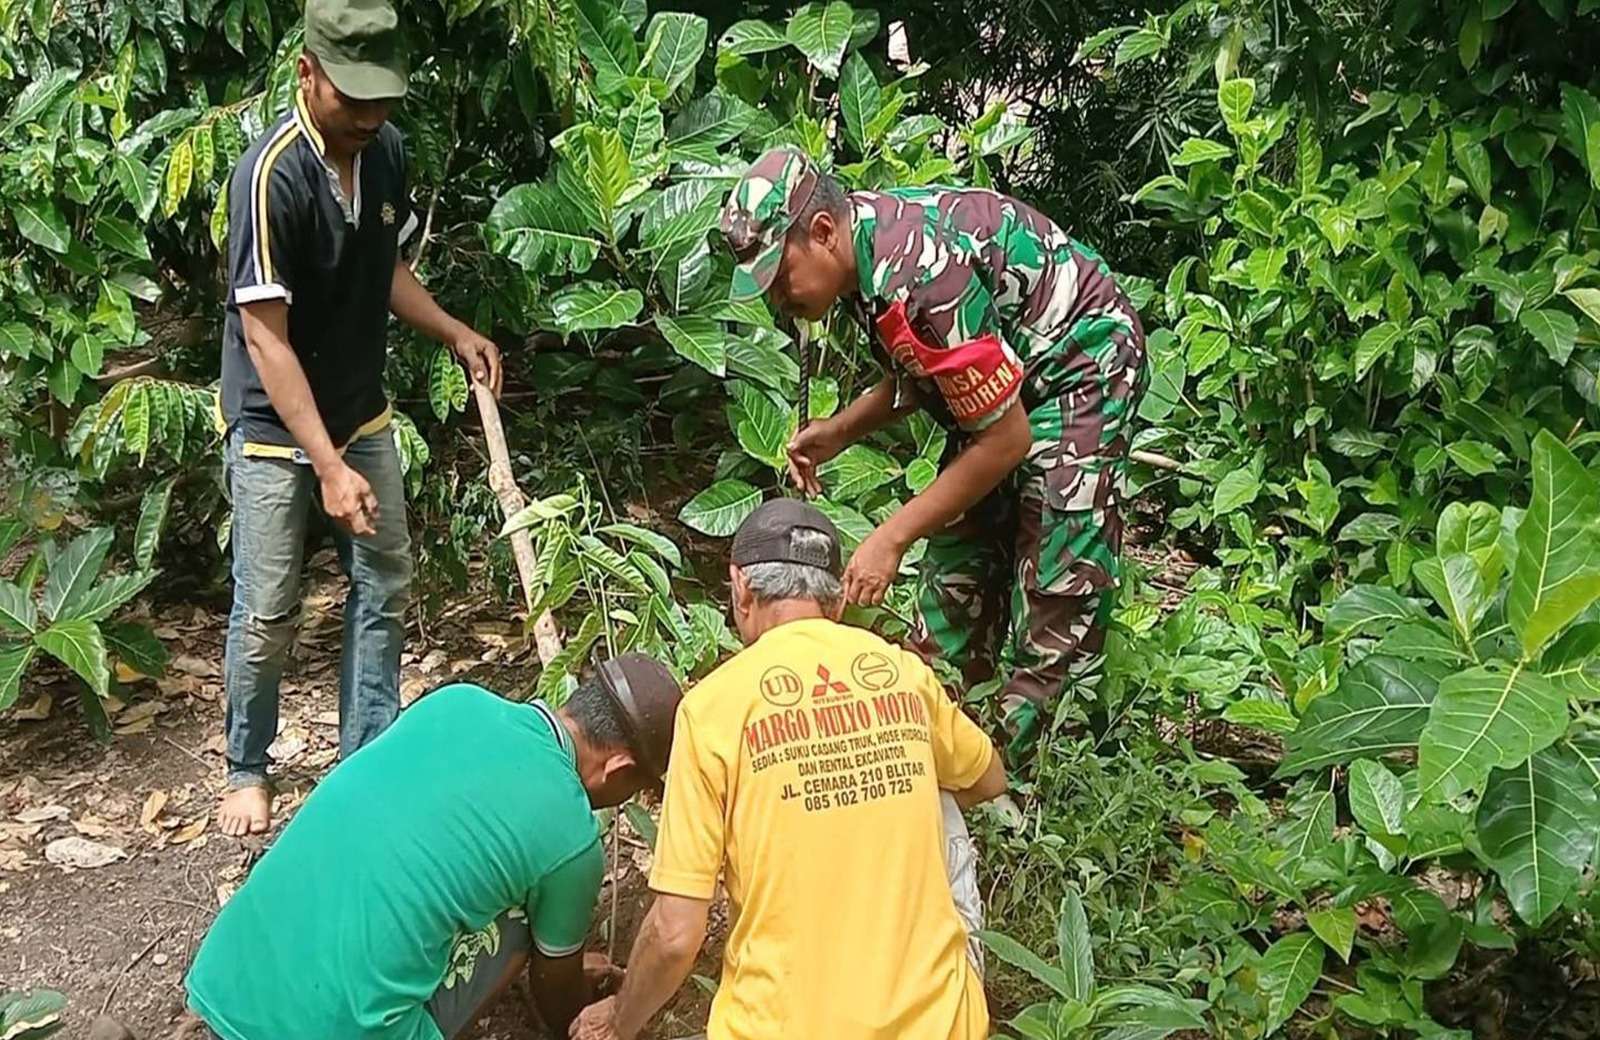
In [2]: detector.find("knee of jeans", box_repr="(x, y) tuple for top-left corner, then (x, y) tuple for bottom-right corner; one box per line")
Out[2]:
(366, 549), (413, 620)
(239, 607), (299, 662)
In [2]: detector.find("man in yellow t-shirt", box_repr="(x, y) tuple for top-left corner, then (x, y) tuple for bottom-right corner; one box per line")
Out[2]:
(571, 499), (1006, 1040)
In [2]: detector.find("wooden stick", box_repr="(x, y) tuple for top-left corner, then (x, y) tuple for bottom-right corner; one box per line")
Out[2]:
(1130, 449), (1184, 472)
(472, 382), (564, 667)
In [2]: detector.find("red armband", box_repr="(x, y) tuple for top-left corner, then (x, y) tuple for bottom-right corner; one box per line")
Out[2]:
(875, 299), (1024, 428)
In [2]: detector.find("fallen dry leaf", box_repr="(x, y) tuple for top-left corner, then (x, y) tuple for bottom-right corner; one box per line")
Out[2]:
(44, 836), (126, 869)
(267, 730), (308, 762)
(310, 710), (340, 727)
(15, 806), (69, 824)
(139, 790), (168, 832)
(0, 849), (28, 871)
(420, 649), (447, 673)
(154, 625), (180, 639)
(118, 700), (165, 725)
(171, 817), (208, 844)
(171, 654), (220, 679)
(0, 823), (43, 843)
(216, 881), (238, 907)
(71, 815), (116, 839)
(203, 734), (227, 755)
(114, 715), (155, 735)
(102, 693), (128, 715)
(12, 694), (52, 721)
(115, 661), (154, 683)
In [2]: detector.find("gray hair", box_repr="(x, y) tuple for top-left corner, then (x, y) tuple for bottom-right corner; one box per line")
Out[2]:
(740, 529), (843, 610)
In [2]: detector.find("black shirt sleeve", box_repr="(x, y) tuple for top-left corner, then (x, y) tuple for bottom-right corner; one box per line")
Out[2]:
(229, 133), (304, 306)
(387, 126), (420, 249)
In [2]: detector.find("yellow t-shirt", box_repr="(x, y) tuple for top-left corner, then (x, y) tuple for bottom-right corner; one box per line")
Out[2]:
(651, 616), (994, 1040)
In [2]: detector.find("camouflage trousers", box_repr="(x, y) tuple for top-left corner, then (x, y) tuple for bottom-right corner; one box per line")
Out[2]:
(911, 316), (1144, 760)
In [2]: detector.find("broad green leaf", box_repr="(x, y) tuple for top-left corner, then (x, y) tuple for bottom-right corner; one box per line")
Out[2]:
(0, 581), (37, 635)
(102, 621), (168, 679)
(786, 1), (854, 78)
(1452, 325), (1496, 401)
(1348, 757), (1406, 837)
(820, 444), (899, 500)
(656, 314), (730, 376)
(1561, 84), (1600, 188)
(1418, 664), (1568, 801)
(661, 241), (712, 312)
(1353, 322), (1403, 379)
(93, 215), (151, 260)
(646, 12), (709, 94)
(813, 498), (873, 552)
(884, 114), (944, 151)
(581, 125), (637, 238)
(41, 528), (114, 623)
(485, 179), (601, 276)
(728, 381), (790, 468)
(501, 494), (582, 536)
(0, 643), (37, 711)
(1211, 468), (1260, 513)
(1095, 988), (1207, 1040)
(0, 67), (77, 137)
(12, 199), (71, 254)
(577, 534), (649, 593)
(1296, 118), (1322, 192)
(639, 191), (722, 255)
(1477, 745), (1600, 925)
(1420, 132), (1449, 203)
(678, 479), (761, 537)
(718, 18), (788, 55)
(428, 346), (469, 421)
(727, 328), (799, 391)
(1316, 205), (1356, 255)
(1113, 28), (1165, 67)
(1278, 656), (1447, 776)
(1257, 932), (1322, 1034)
(1186, 329), (1228, 374)
(1281, 782), (1335, 862)
(667, 92), (758, 150)
(549, 282), (644, 334)
(598, 523), (683, 569)
(1325, 585), (1427, 639)
(36, 618), (109, 698)
(1222, 699), (1299, 735)
(0, 986), (66, 1036)
(905, 458), (937, 493)
(1340, 514), (1399, 547)
(1542, 623), (1600, 699)
(1508, 431), (1600, 659)
(575, 0), (638, 96)
(1170, 138), (1232, 167)
(1058, 888), (1094, 1003)
(69, 572), (155, 624)
(1565, 287), (1600, 331)
(974, 930), (1071, 999)
(840, 52), (880, 153)
(1218, 78), (1256, 136)
(1520, 308), (1579, 365)
(1445, 439), (1502, 477)
(135, 478), (176, 571)
(619, 93), (665, 167)
(163, 135), (194, 216)
(1450, 130), (1492, 204)
(69, 333), (104, 378)
(1413, 554), (1486, 644)
(1307, 907), (1357, 963)
(0, 323), (33, 360)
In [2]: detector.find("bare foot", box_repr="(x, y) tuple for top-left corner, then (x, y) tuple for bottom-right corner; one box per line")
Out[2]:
(218, 785), (271, 837)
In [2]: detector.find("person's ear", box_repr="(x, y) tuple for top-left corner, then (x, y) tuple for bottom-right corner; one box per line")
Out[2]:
(730, 565), (753, 617)
(809, 210), (836, 250)
(603, 750), (638, 785)
(297, 53), (316, 92)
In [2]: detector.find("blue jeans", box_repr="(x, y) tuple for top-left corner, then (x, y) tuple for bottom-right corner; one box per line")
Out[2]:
(222, 427), (412, 787)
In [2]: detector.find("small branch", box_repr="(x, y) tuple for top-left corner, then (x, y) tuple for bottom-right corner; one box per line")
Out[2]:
(96, 357), (167, 385)
(100, 927), (172, 1015)
(1130, 449), (1184, 472)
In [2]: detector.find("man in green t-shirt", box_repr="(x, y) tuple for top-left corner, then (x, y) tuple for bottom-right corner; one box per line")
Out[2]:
(181, 655), (682, 1040)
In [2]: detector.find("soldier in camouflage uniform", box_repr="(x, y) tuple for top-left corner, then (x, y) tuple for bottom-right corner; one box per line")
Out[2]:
(721, 148), (1146, 756)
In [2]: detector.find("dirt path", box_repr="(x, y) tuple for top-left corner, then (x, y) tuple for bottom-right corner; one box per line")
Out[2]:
(0, 554), (717, 1039)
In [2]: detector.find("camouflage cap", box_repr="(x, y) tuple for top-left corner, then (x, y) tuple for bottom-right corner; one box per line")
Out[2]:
(721, 147), (820, 302)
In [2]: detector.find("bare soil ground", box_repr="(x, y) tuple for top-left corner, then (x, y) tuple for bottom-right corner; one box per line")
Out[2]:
(0, 551), (719, 1040)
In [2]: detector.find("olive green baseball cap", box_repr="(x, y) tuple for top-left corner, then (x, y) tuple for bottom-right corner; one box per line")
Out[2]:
(721, 147), (821, 302)
(304, 0), (409, 101)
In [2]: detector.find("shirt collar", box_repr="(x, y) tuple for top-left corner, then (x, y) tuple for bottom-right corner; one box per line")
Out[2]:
(529, 699), (577, 770)
(292, 89), (363, 226)
(292, 89), (328, 157)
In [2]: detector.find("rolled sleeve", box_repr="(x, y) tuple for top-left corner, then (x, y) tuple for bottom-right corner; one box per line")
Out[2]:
(649, 707), (725, 900)
(228, 132), (302, 307)
(527, 837), (603, 958)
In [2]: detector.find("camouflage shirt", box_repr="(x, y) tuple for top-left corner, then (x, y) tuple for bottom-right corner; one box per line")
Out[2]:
(847, 187), (1140, 434)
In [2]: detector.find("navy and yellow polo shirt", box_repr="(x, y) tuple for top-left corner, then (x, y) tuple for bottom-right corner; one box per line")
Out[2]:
(220, 89), (419, 459)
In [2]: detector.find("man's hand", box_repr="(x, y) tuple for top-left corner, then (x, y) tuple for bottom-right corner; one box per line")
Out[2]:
(452, 328), (503, 397)
(843, 526), (907, 606)
(319, 461), (379, 537)
(583, 952), (624, 997)
(569, 997), (623, 1040)
(787, 419), (844, 497)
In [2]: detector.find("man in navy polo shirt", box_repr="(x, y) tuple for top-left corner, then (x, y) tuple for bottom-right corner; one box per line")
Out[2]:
(217, 0), (502, 835)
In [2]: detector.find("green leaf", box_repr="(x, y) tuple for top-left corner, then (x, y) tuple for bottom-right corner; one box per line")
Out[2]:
(1186, 329), (1228, 374)
(1450, 130), (1492, 204)
(42, 528), (114, 624)
(1477, 745), (1600, 925)
(102, 621), (168, 678)
(0, 987), (66, 1036)
(12, 199), (71, 254)
(35, 618), (109, 698)
(1453, 324), (1497, 400)
(645, 12), (708, 94)
(1317, 204), (1357, 255)
(550, 282), (644, 334)
(905, 458), (937, 493)
(728, 381), (790, 468)
(69, 333), (104, 378)
(819, 444), (899, 500)
(1282, 782), (1335, 862)
(486, 178), (599, 272)
(1211, 468), (1260, 513)
(1414, 554), (1487, 644)
(1348, 757), (1406, 837)
(1445, 439), (1502, 477)
(840, 52), (880, 153)
(0, 67), (77, 137)
(1566, 287), (1600, 331)
(662, 241), (712, 312)
(1218, 78), (1257, 136)
(92, 214), (151, 260)
(1509, 431), (1600, 659)
(718, 18), (788, 55)
(1561, 84), (1600, 189)
(1353, 322), (1403, 380)
(667, 92), (758, 150)
(1113, 28), (1166, 67)
(1058, 887), (1094, 1003)
(575, 0), (638, 97)
(619, 93), (665, 167)
(639, 190), (722, 255)
(1257, 932), (1322, 1034)
(975, 930), (1071, 999)
(0, 323), (34, 360)
(424, 346), (467, 422)
(1171, 138), (1233, 167)
(0, 643), (37, 711)
(1326, 585), (1427, 639)
(1520, 308), (1579, 365)
(598, 523), (683, 569)
(1296, 118), (1322, 193)
(1418, 664), (1568, 802)
(69, 571), (154, 624)
(1307, 907), (1357, 963)
(656, 314), (730, 376)
(727, 328), (799, 391)
(678, 479), (761, 537)
(1222, 698), (1299, 735)
(134, 478), (176, 572)
(0, 581), (38, 635)
(1278, 656), (1447, 776)
(163, 135), (193, 217)
(223, 0), (245, 51)
(501, 494), (582, 537)
(786, 1), (854, 78)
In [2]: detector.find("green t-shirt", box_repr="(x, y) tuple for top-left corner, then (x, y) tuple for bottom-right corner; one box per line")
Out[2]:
(186, 685), (603, 1040)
